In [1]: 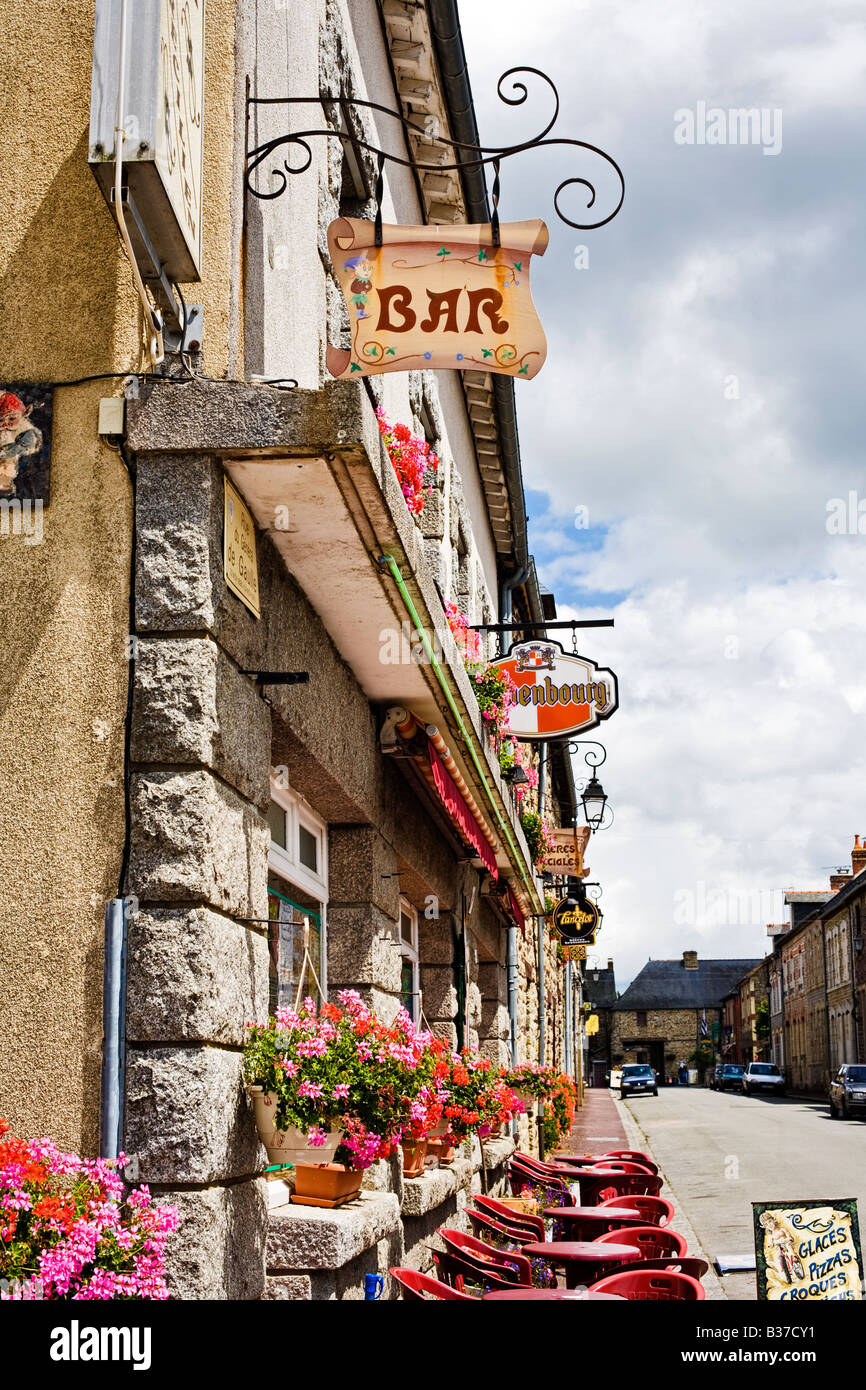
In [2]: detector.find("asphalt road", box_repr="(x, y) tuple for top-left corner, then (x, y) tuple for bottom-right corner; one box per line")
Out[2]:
(623, 1086), (866, 1300)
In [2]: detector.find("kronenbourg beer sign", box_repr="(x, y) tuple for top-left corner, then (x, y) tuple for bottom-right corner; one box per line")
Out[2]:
(490, 641), (619, 741)
(326, 218), (549, 381)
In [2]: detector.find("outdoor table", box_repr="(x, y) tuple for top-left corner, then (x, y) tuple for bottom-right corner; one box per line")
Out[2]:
(522, 1241), (641, 1290)
(542, 1205), (643, 1242)
(481, 1288), (625, 1301)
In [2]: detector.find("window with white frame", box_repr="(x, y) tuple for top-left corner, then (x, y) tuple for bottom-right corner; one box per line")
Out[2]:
(267, 778), (328, 1012)
(399, 899), (419, 1024)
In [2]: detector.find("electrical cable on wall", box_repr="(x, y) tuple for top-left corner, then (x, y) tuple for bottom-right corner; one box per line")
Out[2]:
(114, 0), (164, 367)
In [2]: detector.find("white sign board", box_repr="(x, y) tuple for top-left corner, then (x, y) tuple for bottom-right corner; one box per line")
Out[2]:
(89, 0), (205, 280)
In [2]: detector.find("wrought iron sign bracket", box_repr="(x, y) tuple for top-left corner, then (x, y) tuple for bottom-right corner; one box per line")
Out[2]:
(244, 68), (625, 232)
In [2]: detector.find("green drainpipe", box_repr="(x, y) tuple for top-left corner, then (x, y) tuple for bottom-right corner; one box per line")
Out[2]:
(378, 554), (535, 896)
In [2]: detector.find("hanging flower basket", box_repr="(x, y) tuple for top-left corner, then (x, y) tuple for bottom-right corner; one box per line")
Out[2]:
(247, 1087), (343, 1166)
(514, 1087), (537, 1115)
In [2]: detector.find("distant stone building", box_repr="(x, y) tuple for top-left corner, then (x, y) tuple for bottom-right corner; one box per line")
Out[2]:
(739, 959), (770, 1064)
(611, 950), (762, 1083)
(582, 957), (617, 1086)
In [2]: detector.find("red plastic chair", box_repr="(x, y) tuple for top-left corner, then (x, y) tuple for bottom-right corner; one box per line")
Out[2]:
(466, 1210), (535, 1248)
(593, 1225), (688, 1262)
(509, 1161), (576, 1207)
(472, 1196), (546, 1241)
(587, 1160), (654, 1175)
(390, 1267), (476, 1301)
(617, 1256), (708, 1280)
(438, 1228), (533, 1287)
(598, 1194), (674, 1227)
(431, 1249), (517, 1295)
(600, 1151), (659, 1174)
(591, 1174), (663, 1203)
(589, 1269), (705, 1301)
(467, 1205), (542, 1246)
(513, 1150), (578, 1178)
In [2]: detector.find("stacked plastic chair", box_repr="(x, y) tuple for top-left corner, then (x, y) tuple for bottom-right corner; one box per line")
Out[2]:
(589, 1269), (705, 1300)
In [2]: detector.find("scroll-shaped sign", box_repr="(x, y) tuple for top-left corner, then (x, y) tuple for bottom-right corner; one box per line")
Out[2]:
(753, 1200), (862, 1301)
(490, 641), (619, 741)
(326, 218), (548, 380)
(546, 826), (591, 877)
(552, 895), (599, 946)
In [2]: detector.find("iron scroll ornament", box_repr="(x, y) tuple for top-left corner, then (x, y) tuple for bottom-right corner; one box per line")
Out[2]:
(245, 67), (625, 231)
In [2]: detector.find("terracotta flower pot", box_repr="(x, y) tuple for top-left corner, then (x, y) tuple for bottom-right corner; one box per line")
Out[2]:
(292, 1163), (362, 1208)
(427, 1137), (456, 1166)
(247, 1087), (343, 1165)
(401, 1138), (427, 1177)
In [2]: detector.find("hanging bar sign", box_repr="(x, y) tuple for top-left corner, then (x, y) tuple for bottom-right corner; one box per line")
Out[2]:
(490, 640), (619, 740)
(326, 218), (549, 381)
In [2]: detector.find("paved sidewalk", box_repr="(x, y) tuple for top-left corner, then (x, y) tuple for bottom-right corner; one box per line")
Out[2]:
(555, 1087), (727, 1299)
(556, 1087), (629, 1155)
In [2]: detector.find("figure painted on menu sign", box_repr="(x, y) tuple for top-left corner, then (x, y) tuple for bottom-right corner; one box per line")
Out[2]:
(759, 1211), (806, 1284)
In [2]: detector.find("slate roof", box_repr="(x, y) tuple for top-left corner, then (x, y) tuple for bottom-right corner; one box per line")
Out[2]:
(583, 966), (617, 1008)
(611, 958), (763, 1012)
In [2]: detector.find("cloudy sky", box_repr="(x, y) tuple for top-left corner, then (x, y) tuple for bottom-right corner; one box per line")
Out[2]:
(460, 0), (866, 988)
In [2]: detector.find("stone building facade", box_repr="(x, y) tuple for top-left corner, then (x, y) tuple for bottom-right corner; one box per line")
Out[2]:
(0, 0), (580, 1300)
(738, 959), (769, 1063)
(611, 951), (762, 1083)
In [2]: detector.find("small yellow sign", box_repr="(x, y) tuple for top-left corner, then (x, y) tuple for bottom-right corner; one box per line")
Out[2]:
(585, 1014), (599, 1035)
(562, 943), (587, 961)
(224, 478), (260, 618)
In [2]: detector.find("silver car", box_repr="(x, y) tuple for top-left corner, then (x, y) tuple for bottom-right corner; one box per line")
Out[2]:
(829, 1064), (866, 1120)
(742, 1062), (786, 1097)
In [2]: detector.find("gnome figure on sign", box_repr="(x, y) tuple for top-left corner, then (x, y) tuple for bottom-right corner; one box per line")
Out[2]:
(0, 391), (43, 495)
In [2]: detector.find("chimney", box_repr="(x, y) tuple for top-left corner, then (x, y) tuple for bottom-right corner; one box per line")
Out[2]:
(830, 872), (851, 892)
(607, 958), (614, 971)
(683, 950), (699, 970)
(853, 834), (866, 878)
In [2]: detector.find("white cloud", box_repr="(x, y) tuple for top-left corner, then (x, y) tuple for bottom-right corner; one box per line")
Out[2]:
(460, 0), (866, 988)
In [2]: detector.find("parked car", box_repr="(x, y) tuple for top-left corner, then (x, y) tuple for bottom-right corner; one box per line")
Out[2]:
(742, 1062), (785, 1097)
(620, 1063), (658, 1097)
(829, 1064), (866, 1120)
(715, 1064), (745, 1093)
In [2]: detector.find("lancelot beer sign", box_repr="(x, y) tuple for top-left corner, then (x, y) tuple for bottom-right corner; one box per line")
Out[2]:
(491, 641), (619, 740)
(552, 894), (599, 946)
(326, 218), (549, 381)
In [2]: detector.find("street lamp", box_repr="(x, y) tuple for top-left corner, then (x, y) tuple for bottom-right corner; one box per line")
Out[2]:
(581, 773), (608, 831)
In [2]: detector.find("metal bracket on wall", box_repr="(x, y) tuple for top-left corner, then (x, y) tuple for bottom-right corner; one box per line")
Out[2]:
(110, 186), (203, 354)
(244, 68), (625, 231)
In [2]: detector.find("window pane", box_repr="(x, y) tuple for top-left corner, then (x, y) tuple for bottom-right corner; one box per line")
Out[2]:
(400, 910), (414, 945)
(298, 824), (318, 873)
(401, 960), (416, 1020)
(267, 875), (323, 1012)
(268, 801), (287, 849)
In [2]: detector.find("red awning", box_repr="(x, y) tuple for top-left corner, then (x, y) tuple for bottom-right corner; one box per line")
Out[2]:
(428, 741), (498, 879)
(507, 883), (526, 937)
